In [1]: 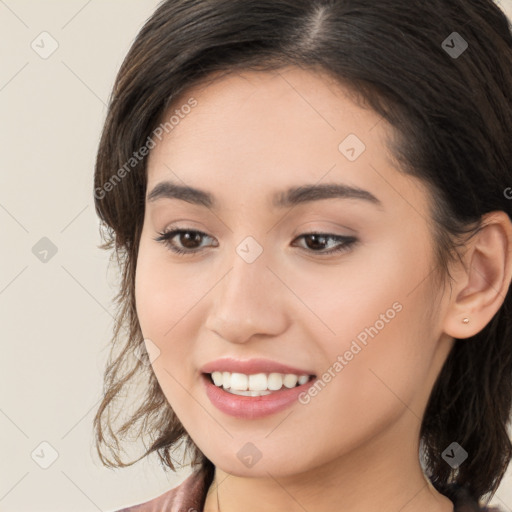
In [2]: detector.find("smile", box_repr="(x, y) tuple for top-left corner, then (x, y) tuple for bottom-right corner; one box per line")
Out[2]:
(201, 372), (317, 419)
(208, 371), (312, 396)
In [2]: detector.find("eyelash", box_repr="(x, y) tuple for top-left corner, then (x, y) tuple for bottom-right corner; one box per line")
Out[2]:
(153, 228), (358, 257)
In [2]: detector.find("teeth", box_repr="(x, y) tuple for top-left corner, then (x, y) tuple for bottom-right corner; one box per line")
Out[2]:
(283, 374), (298, 388)
(298, 375), (309, 385)
(268, 372), (283, 390)
(249, 373), (267, 391)
(226, 389), (273, 396)
(230, 372), (248, 390)
(210, 371), (311, 392)
(211, 372), (223, 386)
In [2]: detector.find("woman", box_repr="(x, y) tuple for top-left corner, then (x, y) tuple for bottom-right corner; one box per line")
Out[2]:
(93, 0), (512, 510)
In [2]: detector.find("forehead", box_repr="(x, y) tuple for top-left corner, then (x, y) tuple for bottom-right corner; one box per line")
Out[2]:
(145, 66), (431, 220)
(150, 66), (379, 158)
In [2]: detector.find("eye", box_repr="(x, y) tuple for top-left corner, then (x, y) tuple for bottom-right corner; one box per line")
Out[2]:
(292, 232), (357, 255)
(154, 228), (358, 257)
(154, 228), (217, 255)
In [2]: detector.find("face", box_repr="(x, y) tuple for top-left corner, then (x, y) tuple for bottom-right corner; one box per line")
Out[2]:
(135, 66), (454, 479)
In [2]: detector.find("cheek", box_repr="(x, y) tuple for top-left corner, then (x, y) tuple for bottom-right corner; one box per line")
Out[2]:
(134, 239), (210, 400)
(134, 238), (208, 338)
(294, 294), (435, 468)
(302, 237), (436, 411)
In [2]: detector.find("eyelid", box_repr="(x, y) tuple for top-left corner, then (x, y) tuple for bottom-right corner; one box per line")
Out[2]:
(154, 225), (358, 258)
(291, 219), (358, 237)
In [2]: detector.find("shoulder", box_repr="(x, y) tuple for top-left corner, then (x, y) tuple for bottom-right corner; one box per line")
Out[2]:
(112, 467), (211, 512)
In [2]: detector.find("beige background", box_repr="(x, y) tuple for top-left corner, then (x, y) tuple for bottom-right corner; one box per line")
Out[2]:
(1, 1), (512, 510)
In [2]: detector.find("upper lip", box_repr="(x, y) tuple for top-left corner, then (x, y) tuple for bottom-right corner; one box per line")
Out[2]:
(200, 357), (316, 376)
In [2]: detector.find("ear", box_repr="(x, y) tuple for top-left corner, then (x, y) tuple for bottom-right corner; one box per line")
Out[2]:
(442, 211), (512, 340)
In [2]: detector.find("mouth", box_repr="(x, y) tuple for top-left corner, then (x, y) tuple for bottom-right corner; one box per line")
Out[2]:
(201, 371), (317, 419)
(204, 371), (316, 396)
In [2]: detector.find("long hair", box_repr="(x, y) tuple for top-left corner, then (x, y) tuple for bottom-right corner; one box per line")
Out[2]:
(93, 0), (512, 503)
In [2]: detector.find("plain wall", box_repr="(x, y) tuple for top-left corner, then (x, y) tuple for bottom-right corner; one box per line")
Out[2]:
(1, 1), (512, 510)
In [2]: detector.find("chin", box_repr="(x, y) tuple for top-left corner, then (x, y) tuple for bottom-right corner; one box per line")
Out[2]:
(199, 440), (319, 479)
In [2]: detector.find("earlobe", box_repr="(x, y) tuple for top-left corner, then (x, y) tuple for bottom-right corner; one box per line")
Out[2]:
(442, 211), (512, 340)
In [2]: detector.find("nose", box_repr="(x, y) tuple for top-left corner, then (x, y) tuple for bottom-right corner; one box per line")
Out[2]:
(204, 245), (290, 344)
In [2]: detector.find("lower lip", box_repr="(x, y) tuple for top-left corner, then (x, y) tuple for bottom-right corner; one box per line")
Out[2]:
(202, 374), (317, 419)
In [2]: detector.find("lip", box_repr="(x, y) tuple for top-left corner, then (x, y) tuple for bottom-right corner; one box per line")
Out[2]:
(202, 373), (317, 419)
(200, 357), (315, 376)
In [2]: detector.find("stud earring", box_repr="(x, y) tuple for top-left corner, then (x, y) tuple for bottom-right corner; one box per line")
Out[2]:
(462, 317), (469, 324)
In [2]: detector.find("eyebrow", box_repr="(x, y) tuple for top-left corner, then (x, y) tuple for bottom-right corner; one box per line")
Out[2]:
(147, 180), (383, 210)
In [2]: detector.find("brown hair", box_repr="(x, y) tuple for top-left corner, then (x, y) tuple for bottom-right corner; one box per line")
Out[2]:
(93, 0), (512, 503)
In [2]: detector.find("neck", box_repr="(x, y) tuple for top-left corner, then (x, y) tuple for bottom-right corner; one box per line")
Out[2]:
(203, 414), (454, 512)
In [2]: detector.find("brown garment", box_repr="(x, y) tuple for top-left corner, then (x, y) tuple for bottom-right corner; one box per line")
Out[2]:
(114, 467), (504, 512)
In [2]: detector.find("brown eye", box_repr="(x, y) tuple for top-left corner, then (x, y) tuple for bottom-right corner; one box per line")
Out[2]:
(153, 229), (357, 257)
(154, 229), (217, 255)
(293, 233), (357, 255)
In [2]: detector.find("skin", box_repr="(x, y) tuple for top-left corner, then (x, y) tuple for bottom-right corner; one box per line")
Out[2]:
(134, 66), (512, 512)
